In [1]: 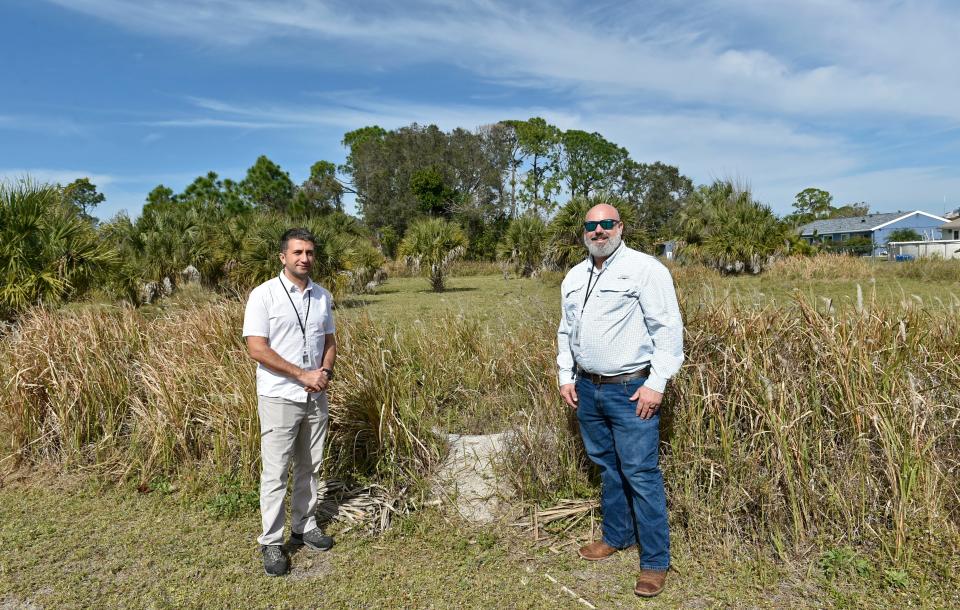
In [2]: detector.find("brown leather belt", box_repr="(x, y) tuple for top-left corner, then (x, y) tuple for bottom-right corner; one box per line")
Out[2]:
(577, 366), (650, 384)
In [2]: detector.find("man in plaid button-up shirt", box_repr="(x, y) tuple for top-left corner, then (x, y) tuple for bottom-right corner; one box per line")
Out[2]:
(557, 203), (684, 598)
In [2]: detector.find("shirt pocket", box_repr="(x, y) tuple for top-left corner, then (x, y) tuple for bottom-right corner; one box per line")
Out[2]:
(562, 286), (583, 323)
(594, 285), (638, 317)
(598, 274), (638, 300)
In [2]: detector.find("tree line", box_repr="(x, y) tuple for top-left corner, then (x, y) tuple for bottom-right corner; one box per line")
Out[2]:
(1, 118), (877, 318)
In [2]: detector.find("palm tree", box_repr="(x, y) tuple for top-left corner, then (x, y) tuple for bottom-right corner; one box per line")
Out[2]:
(398, 218), (468, 292)
(677, 180), (786, 273)
(497, 215), (547, 277)
(545, 194), (648, 269)
(0, 179), (120, 318)
(236, 214), (347, 293)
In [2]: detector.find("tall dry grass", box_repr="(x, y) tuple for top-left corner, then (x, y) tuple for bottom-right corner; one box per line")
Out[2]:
(502, 291), (960, 561)
(0, 299), (559, 487)
(666, 297), (960, 559)
(0, 301), (259, 480)
(766, 253), (960, 283)
(1, 280), (958, 562)
(765, 253), (874, 280)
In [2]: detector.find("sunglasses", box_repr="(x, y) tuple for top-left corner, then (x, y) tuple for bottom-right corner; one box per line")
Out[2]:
(583, 219), (620, 232)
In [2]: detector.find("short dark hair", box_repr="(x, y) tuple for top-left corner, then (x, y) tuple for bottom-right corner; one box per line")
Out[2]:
(280, 228), (316, 253)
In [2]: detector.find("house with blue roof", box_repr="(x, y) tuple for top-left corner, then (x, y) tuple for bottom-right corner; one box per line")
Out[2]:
(797, 211), (948, 255)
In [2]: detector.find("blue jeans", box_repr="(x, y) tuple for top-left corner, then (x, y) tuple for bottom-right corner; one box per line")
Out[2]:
(576, 376), (670, 570)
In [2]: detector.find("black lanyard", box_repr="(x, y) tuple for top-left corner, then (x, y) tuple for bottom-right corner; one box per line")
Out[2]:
(278, 275), (310, 339)
(580, 263), (603, 315)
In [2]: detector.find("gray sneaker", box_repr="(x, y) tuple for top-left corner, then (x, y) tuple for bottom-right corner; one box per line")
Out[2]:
(261, 544), (289, 576)
(291, 528), (334, 551)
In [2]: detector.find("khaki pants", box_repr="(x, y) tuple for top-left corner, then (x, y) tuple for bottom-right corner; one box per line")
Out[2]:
(256, 394), (329, 546)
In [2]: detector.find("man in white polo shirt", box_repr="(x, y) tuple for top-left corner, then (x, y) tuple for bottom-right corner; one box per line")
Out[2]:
(242, 228), (337, 577)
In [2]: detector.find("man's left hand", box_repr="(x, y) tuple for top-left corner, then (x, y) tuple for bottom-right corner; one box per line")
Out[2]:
(630, 385), (663, 419)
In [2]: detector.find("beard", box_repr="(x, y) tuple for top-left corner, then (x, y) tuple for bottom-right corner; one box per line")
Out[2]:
(584, 232), (622, 259)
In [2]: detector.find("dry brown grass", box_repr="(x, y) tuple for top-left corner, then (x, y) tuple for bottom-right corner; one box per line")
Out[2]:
(765, 253), (875, 280)
(2, 272), (958, 564)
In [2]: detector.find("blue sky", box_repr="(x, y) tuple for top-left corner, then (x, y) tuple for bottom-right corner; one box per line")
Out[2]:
(3, 0), (960, 219)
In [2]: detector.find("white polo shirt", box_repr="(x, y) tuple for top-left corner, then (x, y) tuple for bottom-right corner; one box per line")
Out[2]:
(242, 273), (336, 401)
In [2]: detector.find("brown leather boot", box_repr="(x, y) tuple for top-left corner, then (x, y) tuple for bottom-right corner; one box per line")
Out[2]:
(577, 541), (635, 561)
(634, 569), (667, 597)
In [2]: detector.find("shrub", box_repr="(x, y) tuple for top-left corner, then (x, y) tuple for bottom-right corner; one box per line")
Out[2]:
(0, 179), (120, 318)
(398, 218), (468, 292)
(676, 180), (787, 273)
(887, 228), (922, 243)
(497, 215), (547, 277)
(823, 236), (873, 256)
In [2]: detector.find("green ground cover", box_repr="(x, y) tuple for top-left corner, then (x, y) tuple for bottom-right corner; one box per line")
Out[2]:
(342, 268), (960, 329)
(340, 274), (557, 327)
(3, 475), (950, 609)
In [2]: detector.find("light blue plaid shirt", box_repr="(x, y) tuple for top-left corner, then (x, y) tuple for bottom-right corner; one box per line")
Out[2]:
(557, 243), (684, 393)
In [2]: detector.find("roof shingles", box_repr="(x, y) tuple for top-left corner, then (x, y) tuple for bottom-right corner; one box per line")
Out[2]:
(798, 213), (904, 237)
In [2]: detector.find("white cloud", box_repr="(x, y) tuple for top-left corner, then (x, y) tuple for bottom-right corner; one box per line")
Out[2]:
(141, 118), (293, 129)
(0, 169), (138, 217)
(44, 0), (960, 121)
(26, 1), (960, 217)
(173, 94), (581, 134)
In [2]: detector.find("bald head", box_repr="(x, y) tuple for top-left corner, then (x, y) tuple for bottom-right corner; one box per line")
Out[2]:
(585, 204), (620, 222)
(582, 203), (624, 262)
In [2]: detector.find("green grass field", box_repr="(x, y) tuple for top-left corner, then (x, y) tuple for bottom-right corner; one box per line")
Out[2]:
(2, 260), (959, 608)
(342, 264), (960, 328)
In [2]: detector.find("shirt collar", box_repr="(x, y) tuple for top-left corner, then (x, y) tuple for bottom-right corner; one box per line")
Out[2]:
(586, 240), (625, 271)
(279, 272), (314, 294)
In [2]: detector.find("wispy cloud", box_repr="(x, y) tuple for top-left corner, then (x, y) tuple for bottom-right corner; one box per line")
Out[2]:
(0, 114), (87, 136)
(168, 94), (581, 133)
(46, 0), (960, 121)
(141, 118), (293, 129)
(816, 166), (960, 214)
(25, 1), (960, 213)
(0, 168), (117, 187)
(164, 92), (868, 206)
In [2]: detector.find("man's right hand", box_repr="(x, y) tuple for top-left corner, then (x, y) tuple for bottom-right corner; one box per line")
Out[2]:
(298, 369), (326, 393)
(559, 383), (578, 409)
